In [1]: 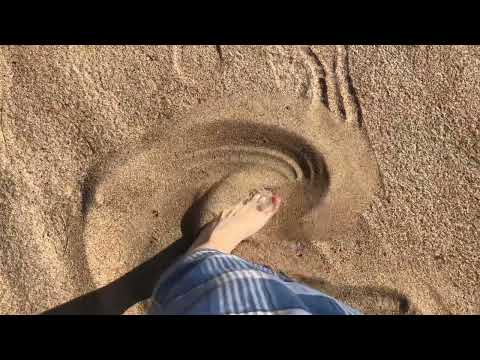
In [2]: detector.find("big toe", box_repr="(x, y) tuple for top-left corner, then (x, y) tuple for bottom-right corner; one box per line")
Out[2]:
(254, 191), (281, 213)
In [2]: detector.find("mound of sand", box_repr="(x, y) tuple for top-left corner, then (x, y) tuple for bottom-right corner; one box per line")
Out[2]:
(0, 45), (478, 314)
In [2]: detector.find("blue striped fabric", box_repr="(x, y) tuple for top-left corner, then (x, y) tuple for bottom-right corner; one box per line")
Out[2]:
(149, 249), (361, 315)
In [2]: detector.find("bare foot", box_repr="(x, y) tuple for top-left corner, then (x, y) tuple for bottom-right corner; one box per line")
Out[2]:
(188, 188), (282, 254)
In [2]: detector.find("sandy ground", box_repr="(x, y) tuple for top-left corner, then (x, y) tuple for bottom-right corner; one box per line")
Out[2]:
(0, 45), (478, 315)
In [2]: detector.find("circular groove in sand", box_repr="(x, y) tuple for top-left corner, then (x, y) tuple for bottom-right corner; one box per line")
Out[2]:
(83, 96), (379, 291)
(183, 145), (308, 182)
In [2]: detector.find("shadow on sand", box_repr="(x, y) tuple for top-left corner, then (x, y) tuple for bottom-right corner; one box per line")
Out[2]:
(44, 194), (209, 315)
(44, 189), (412, 315)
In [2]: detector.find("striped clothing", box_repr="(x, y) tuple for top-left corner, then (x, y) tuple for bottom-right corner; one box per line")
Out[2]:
(149, 249), (360, 315)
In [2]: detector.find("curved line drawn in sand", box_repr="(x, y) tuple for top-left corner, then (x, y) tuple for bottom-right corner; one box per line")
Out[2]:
(304, 46), (363, 127)
(335, 45), (361, 126)
(215, 45), (224, 64)
(303, 46), (384, 206)
(172, 46), (187, 82)
(0, 107), (9, 166)
(267, 47), (283, 91)
(266, 46), (313, 100)
(301, 46), (328, 109)
(81, 94), (380, 299)
(0, 50), (13, 168)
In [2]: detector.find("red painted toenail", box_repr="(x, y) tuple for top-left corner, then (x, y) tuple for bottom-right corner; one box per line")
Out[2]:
(272, 195), (281, 205)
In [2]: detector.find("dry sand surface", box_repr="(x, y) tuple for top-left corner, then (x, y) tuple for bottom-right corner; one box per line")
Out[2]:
(0, 45), (478, 314)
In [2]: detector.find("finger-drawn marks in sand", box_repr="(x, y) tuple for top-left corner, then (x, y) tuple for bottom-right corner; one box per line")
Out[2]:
(78, 47), (380, 298)
(81, 95), (379, 288)
(266, 46), (312, 99)
(0, 106), (10, 167)
(302, 45), (363, 127)
(215, 45), (224, 64)
(0, 50), (13, 167)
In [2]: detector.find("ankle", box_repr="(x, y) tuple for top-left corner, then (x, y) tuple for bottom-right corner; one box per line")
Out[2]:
(196, 238), (233, 254)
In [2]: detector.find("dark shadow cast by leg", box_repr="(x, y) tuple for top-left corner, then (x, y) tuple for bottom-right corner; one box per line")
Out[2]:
(43, 234), (192, 315)
(43, 197), (211, 315)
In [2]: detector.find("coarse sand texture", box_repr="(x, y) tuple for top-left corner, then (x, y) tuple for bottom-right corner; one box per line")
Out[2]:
(0, 45), (478, 314)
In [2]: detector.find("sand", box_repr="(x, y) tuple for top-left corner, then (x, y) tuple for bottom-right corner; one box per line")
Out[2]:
(0, 45), (478, 315)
